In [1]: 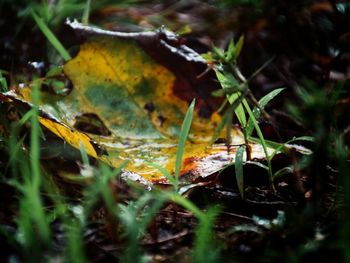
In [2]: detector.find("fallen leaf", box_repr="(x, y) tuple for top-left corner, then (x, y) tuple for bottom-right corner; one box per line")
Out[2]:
(1, 21), (272, 184)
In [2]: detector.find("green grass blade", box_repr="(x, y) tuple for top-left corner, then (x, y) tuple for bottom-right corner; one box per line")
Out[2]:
(212, 46), (225, 60)
(82, 0), (91, 24)
(79, 143), (90, 165)
(100, 162), (128, 213)
(210, 88), (249, 145)
(232, 93), (247, 127)
(30, 80), (41, 189)
(289, 136), (314, 142)
(174, 99), (195, 192)
(226, 38), (236, 62)
(165, 192), (203, 218)
(246, 160), (269, 170)
(246, 88), (284, 136)
(215, 70), (239, 92)
(235, 145), (245, 199)
(7, 128), (26, 169)
(273, 166), (293, 178)
(18, 80), (51, 246)
(215, 69), (247, 126)
(83, 161), (128, 218)
(225, 106), (234, 146)
(233, 35), (244, 61)
(164, 192), (220, 263)
(145, 99), (214, 190)
(138, 194), (166, 232)
(0, 71), (8, 92)
(192, 206), (220, 263)
(118, 192), (165, 263)
(243, 99), (275, 191)
(65, 220), (88, 263)
(249, 135), (314, 159)
(247, 56), (275, 82)
(30, 90), (50, 242)
(31, 11), (71, 61)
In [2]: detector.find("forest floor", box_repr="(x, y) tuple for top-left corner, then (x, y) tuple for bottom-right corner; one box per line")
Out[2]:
(1, 1), (350, 262)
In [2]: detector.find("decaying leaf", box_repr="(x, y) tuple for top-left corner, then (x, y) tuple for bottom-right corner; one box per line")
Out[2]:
(1, 21), (272, 184)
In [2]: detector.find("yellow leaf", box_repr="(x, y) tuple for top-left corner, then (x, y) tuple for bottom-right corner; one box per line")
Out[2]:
(39, 117), (98, 158)
(0, 23), (271, 184)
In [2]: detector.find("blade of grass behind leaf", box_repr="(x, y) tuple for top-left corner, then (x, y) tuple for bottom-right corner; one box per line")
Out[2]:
(174, 99), (195, 192)
(82, 0), (91, 25)
(235, 145), (245, 199)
